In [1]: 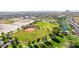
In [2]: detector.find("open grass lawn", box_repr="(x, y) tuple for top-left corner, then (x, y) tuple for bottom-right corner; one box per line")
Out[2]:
(12, 22), (79, 48)
(12, 22), (58, 46)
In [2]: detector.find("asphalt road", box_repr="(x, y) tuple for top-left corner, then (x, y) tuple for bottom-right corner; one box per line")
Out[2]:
(67, 18), (79, 34)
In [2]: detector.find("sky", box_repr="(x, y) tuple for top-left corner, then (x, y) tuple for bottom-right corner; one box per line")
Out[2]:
(0, 0), (79, 11)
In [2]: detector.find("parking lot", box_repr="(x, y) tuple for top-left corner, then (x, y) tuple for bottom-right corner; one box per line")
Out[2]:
(0, 20), (34, 35)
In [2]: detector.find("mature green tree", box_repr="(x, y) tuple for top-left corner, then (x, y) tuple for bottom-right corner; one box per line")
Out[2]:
(52, 26), (60, 35)
(10, 31), (13, 35)
(14, 37), (20, 46)
(18, 45), (23, 48)
(17, 28), (20, 31)
(11, 40), (17, 48)
(1, 32), (6, 41)
(37, 38), (40, 42)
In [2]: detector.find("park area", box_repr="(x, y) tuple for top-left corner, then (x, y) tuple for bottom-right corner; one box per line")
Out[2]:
(1, 20), (79, 48)
(12, 22), (58, 46)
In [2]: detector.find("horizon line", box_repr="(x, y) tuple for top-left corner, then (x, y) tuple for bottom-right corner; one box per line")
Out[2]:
(0, 10), (79, 12)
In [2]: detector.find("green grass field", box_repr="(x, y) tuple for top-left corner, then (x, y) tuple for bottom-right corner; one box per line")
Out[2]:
(12, 22), (58, 46)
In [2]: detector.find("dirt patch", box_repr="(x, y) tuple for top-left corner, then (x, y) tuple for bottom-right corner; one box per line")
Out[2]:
(24, 28), (35, 32)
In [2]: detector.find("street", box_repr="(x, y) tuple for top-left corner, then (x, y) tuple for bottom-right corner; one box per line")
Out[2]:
(67, 17), (79, 34)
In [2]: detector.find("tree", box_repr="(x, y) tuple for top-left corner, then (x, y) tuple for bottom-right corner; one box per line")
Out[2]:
(5, 32), (11, 39)
(1, 32), (5, 36)
(14, 37), (20, 46)
(11, 40), (17, 48)
(10, 31), (13, 35)
(42, 36), (47, 42)
(33, 45), (39, 48)
(37, 38), (40, 42)
(31, 40), (35, 44)
(18, 45), (23, 48)
(1, 32), (5, 41)
(50, 35), (60, 43)
(17, 28), (20, 31)
(52, 26), (60, 35)
(27, 41), (31, 45)
(39, 44), (46, 48)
